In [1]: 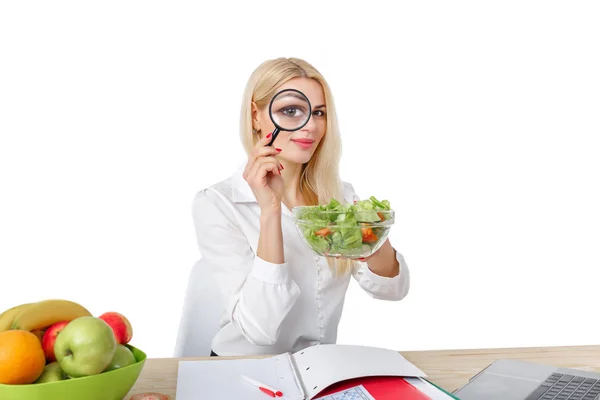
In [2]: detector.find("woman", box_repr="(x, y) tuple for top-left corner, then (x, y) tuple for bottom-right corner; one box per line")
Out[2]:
(191, 57), (410, 357)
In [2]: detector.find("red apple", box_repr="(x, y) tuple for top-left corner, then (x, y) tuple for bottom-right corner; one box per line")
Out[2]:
(41, 321), (70, 362)
(98, 312), (133, 344)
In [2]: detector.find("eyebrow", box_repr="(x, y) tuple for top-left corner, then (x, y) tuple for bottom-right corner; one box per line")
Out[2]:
(279, 92), (309, 102)
(276, 93), (326, 109)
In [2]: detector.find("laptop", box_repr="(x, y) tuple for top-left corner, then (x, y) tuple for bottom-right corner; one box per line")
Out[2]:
(453, 359), (600, 400)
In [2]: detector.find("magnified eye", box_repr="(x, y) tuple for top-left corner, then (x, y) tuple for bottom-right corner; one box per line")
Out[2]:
(280, 106), (306, 118)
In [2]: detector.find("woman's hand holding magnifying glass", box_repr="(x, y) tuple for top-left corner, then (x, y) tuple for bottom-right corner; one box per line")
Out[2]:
(244, 88), (310, 214)
(243, 132), (285, 214)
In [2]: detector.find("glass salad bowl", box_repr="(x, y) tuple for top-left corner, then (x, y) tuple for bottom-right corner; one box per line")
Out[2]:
(292, 196), (395, 259)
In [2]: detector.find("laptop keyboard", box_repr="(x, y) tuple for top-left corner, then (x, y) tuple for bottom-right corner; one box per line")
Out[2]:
(525, 372), (600, 400)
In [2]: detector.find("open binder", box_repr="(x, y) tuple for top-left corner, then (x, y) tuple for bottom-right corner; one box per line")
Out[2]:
(176, 344), (459, 399)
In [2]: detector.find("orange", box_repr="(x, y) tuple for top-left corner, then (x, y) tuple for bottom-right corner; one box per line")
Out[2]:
(0, 330), (46, 385)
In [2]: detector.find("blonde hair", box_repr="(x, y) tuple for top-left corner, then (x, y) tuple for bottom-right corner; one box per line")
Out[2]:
(239, 57), (356, 275)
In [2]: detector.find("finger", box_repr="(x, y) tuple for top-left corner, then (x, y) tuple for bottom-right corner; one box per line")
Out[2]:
(256, 155), (283, 175)
(251, 146), (282, 161)
(263, 161), (281, 177)
(245, 133), (274, 176)
(246, 152), (281, 180)
(256, 131), (275, 147)
(245, 140), (282, 176)
(249, 158), (280, 184)
(248, 162), (280, 187)
(255, 157), (282, 178)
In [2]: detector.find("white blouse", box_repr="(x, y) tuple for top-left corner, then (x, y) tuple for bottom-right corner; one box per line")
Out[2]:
(191, 166), (410, 356)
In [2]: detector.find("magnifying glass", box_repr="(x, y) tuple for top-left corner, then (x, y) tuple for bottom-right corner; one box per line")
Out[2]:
(266, 89), (312, 146)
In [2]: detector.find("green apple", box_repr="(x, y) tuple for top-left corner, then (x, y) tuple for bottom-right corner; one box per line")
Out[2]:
(34, 362), (67, 383)
(105, 344), (136, 371)
(54, 316), (117, 377)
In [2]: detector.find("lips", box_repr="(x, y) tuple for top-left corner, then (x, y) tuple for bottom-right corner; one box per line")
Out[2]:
(291, 138), (314, 149)
(291, 139), (314, 144)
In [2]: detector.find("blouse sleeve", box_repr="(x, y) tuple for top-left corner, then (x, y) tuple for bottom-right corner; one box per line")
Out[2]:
(342, 182), (411, 301)
(351, 252), (410, 301)
(191, 188), (301, 346)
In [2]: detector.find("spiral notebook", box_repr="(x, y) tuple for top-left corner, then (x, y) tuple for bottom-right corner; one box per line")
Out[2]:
(175, 344), (457, 399)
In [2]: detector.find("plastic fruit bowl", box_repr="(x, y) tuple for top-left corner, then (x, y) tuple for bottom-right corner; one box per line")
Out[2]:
(0, 345), (147, 400)
(292, 205), (395, 259)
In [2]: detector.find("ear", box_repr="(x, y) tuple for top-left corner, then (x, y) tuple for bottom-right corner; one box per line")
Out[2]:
(251, 101), (260, 129)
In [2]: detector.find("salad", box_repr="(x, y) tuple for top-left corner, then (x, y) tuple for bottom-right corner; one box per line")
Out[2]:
(293, 196), (394, 257)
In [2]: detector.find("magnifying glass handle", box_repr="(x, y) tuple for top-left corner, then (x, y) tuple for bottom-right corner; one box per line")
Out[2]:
(266, 128), (280, 147)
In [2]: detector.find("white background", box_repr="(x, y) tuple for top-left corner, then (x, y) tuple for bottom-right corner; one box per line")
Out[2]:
(1, 1), (599, 359)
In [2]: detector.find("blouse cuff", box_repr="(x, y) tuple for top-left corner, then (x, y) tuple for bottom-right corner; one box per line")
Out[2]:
(251, 256), (292, 285)
(361, 249), (405, 285)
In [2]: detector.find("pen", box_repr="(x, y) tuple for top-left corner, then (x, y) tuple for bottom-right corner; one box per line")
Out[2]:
(241, 374), (284, 397)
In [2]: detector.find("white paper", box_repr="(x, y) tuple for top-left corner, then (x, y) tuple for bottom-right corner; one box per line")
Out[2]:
(405, 377), (456, 399)
(313, 384), (376, 400)
(175, 354), (305, 400)
(292, 344), (427, 399)
(174, 344), (431, 400)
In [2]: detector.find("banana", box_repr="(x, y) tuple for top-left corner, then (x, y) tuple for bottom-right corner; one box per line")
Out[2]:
(10, 299), (92, 331)
(0, 303), (35, 332)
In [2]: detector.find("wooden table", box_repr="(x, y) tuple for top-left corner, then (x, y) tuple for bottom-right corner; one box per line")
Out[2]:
(125, 344), (600, 399)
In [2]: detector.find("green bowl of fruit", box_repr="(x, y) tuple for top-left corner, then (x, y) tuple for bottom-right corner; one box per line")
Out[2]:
(292, 196), (395, 259)
(0, 342), (146, 400)
(0, 300), (147, 400)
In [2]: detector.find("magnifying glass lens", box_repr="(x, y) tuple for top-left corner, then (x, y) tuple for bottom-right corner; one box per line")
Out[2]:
(270, 91), (311, 131)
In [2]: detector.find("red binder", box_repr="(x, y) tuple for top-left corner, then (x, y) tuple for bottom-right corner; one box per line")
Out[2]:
(315, 375), (432, 399)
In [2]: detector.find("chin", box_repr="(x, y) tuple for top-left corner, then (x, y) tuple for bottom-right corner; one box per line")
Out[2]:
(287, 153), (314, 165)
(282, 143), (320, 164)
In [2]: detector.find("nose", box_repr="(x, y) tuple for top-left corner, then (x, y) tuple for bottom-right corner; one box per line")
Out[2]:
(302, 113), (317, 132)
